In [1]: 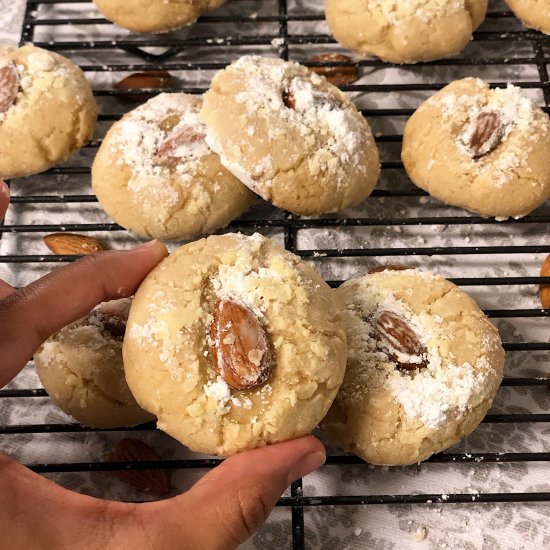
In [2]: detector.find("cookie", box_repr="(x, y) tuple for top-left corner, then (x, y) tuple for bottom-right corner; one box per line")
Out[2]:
(199, 56), (380, 216)
(505, 0), (550, 35)
(325, 0), (488, 64)
(93, 0), (227, 33)
(123, 233), (347, 456)
(34, 299), (154, 429)
(321, 268), (505, 466)
(402, 78), (550, 219)
(92, 93), (255, 241)
(0, 44), (97, 179)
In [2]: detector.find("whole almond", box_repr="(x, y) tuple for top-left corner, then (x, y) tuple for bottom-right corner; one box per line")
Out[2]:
(44, 233), (108, 255)
(0, 62), (19, 114)
(115, 71), (173, 90)
(310, 53), (360, 87)
(157, 125), (205, 158)
(463, 110), (505, 158)
(211, 299), (272, 390)
(372, 310), (428, 371)
(540, 254), (550, 309)
(108, 439), (170, 496)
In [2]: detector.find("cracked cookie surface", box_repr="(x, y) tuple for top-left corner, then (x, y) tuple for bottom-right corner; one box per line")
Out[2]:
(199, 56), (380, 216)
(92, 93), (255, 241)
(123, 233), (347, 456)
(321, 268), (504, 466)
(34, 299), (154, 428)
(325, 0), (488, 64)
(93, 0), (227, 33)
(402, 78), (550, 219)
(0, 44), (97, 179)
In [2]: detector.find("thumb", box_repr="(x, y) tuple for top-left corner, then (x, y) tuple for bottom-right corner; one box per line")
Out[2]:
(144, 436), (325, 550)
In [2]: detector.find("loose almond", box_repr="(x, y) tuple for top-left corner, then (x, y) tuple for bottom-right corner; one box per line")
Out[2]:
(43, 233), (108, 255)
(310, 53), (360, 87)
(0, 62), (19, 114)
(157, 125), (205, 158)
(368, 265), (411, 274)
(462, 110), (505, 158)
(211, 299), (272, 390)
(540, 254), (550, 309)
(108, 439), (170, 496)
(372, 310), (428, 371)
(115, 71), (173, 90)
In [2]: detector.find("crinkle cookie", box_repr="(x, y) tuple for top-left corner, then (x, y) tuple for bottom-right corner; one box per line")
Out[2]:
(505, 0), (550, 35)
(92, 93), (255, 241)
(123, 233), (348, 456)
(325, 0), (488, 64)
(0, 44), (97, 179)
(93, 0), (227, 33)
(199, 56), (380, 216)
(34, 299), (154, 428)
(402, 78), (550, 219)
(321, 268), (504, 466)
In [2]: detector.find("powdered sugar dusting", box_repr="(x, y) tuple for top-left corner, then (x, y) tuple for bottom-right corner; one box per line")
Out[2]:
(369, 0), (465, 24)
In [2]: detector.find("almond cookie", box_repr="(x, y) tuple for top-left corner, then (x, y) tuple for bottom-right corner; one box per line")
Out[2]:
(199, 56), (380, 216)
(505, 0), (550, 35)
(92, 93), (255, 241)
(123, 233), (347, 456)
(0, 44), (97, 179)
(321, 268), (504, 466)
(93, 0), (227, 33)
(325, 0), (488, 64)
(402, 78), (550, 219)
(35, 299), (154, 428)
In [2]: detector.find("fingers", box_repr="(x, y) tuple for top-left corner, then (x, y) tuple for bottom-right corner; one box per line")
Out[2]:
(0, 241), (168, 388)
(0, 179), (8, 221)
(0, 280), (15, 300)
(141, 436), (326, 550)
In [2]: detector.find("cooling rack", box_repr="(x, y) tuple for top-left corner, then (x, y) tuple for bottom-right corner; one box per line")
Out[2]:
(1, 1), (550, 548)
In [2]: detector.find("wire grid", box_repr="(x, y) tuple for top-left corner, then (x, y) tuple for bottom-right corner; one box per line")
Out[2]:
(1, 1), (550, 548)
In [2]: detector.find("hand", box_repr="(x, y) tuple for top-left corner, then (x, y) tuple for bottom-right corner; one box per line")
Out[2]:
(0, 179), (326, 550)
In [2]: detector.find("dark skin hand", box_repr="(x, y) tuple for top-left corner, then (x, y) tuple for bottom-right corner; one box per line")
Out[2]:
(0, 179), (326, 549)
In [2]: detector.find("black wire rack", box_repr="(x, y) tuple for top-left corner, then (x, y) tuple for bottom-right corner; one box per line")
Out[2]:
(1, 1), (550, 548)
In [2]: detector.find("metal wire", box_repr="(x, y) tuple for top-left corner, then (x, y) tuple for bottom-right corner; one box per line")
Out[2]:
(2, 2), (550, 549)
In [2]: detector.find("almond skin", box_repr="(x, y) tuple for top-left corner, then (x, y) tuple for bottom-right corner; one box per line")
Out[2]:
(115, 71), (173, 90)
(0, 62), (19, 114)
(282, 89), (296, 110)
(43, 233), (108, 255)
(540, 254), (550, 309)
(108, 439), (170, 496)
(464, 110), (505, 158)
(310, 53), (360, 87)
(372, 310), (428, 371)
(210, 299), (272, 390)
(368, 265), (411, 274)
(88, 309), (126, 338)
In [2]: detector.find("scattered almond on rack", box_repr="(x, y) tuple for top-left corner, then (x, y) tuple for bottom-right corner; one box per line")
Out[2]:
(310, 53), (360, 87)
(540, 254), (550, 309)
(43, 233), (107, 255)
(108, 438), (170, 496)
(115, 71), (173, 90)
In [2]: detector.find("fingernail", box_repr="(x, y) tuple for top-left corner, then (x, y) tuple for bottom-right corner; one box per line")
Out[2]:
(134, 239), (160, 250)
(287, 451), (326, 484)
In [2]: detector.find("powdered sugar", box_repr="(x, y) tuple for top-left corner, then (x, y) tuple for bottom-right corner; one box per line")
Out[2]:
(368, 0), (465, 25)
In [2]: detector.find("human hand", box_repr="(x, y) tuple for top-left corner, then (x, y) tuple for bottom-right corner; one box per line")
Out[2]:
(0, 179), (326, 550)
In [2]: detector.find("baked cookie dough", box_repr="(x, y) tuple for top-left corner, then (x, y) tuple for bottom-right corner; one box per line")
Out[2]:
(0, 44), (97, 179)
(93, 0), (227, 33)
(505, 0), (550, 35)
(402, 78), (550, 219)
(199, 56), (380, 216)
(325, 0), (488, 64)
(321, 268), (504, 465)
(34, 299), (154, 428)
(92, 93), (255, 241)
(123, 233), (347, 456)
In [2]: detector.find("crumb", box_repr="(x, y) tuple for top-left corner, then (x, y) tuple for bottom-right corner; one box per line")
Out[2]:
(414, 527), (427, 542)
